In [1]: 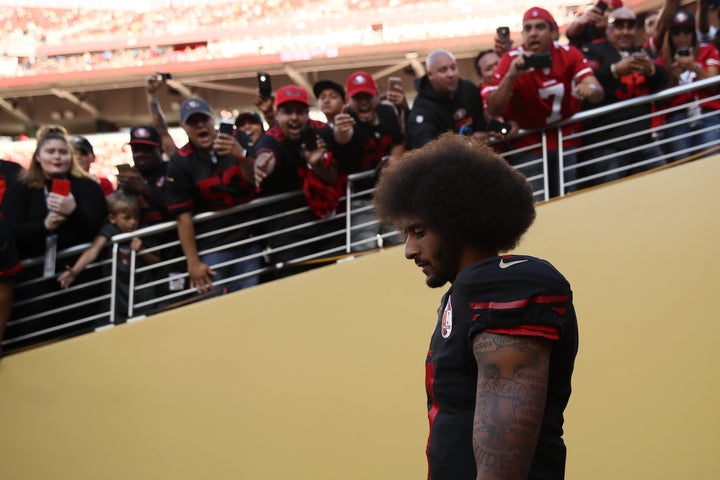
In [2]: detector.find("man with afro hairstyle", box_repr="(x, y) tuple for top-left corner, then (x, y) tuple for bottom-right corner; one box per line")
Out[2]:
(373, 132), (579, 480)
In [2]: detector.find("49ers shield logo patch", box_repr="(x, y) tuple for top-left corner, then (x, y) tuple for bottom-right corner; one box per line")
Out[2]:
(441, 296), (453, 338)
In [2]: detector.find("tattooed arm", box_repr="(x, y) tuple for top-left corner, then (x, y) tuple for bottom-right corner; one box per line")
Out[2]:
(472, 332), (552, 479)
(146, 73), (178, 157)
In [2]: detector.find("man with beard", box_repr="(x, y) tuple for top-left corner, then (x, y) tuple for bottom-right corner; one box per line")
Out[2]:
(406, 49), (486, 149)
(580, 7), (668, 186)
(373, 132), (579, 480)
(117, 126), (171, 226)
(117, 126), (175, 309)
(485, 6), (604, 198)
(167, 98), (261, 294)
(332, 71), (405, 251)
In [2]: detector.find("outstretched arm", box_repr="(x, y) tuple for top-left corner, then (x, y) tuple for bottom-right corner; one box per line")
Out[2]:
(176, 211), (215, 293)
(146, 73), (178, 157)
(472, 332), (552, 479)
(58, 235), (107, 288)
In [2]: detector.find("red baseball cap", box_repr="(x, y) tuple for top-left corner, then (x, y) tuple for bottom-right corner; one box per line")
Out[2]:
(523, 7), (559, 31)
(345, 71), (378, 98)
(274, 85), (310, 109)
(609, 0), (623, 9)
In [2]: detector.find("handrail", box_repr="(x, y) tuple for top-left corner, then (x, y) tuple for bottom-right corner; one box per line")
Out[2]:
(4, 77), (720, 352)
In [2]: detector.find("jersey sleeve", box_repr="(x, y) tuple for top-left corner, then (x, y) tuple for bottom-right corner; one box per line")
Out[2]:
(456, 256), (574, 341)
(567, 44), (595, 83)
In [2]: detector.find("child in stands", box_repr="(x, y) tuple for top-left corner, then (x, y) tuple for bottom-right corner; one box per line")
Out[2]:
(58, 191), (159, 322)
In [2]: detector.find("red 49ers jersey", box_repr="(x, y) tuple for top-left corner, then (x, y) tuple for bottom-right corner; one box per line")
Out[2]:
(483, 42), (595, 150)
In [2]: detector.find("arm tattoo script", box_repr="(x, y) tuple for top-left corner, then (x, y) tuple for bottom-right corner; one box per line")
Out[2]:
(472, 333), (551, 479)
(149, 99), (169, 132)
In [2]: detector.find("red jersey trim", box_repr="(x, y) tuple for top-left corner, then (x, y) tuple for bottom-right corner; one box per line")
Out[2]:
(425, 361), (438, 479)
(0, 261), (23, 279)
(167, 199), (193, 212)
(485, 324), (560, 341)
(469, 294), (568, 310)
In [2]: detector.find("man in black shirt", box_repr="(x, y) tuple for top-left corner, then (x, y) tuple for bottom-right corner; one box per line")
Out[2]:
(166, 98), (260, 294)
(333, 71), (405, 251)
(253, 85), (347, 278)
(581, 7), (669, 186)
(374, 133), (579, 480)
(406, 49), (486, 149)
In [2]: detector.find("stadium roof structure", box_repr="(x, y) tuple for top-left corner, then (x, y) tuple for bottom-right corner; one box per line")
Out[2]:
(0, 0), (660, 137)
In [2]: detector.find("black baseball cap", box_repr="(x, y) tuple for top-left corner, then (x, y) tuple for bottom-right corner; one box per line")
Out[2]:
(312, 80), (346, 100)
(71, 135), (94, 155)
(235, 110), (263, 128)
(129, 125), (162, 148)
(179, 97), (213, 123)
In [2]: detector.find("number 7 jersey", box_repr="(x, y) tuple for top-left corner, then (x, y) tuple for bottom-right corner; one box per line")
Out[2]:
(482, 42), (595, 150)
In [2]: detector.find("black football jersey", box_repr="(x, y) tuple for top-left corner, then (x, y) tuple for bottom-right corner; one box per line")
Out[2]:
(425, 254), (579, 480)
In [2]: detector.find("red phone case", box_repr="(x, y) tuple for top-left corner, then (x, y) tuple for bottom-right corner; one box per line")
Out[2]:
(51, 178), (71, 196)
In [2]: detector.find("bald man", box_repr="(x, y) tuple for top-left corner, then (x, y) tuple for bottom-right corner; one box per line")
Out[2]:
(406, 49), (486, 149)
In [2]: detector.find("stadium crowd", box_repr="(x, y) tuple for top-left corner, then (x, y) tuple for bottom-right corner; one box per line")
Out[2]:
(2, 1), (571, 77)
(1, 0), (719, 354)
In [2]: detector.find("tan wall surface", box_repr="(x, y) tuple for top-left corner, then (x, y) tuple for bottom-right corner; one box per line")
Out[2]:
(1, 156), (718, 479)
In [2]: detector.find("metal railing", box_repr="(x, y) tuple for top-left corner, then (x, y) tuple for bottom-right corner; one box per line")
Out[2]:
(4, 76), (720, 352)
(501, 75), (720, 201)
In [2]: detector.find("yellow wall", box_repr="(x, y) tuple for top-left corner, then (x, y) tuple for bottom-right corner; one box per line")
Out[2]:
(1, 156), (719, 479)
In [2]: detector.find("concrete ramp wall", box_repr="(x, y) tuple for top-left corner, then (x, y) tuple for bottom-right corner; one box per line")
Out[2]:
(1, 155), (718, 479)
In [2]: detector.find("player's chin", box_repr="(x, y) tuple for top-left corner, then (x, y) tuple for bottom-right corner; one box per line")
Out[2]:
(425, 273), (448, 289)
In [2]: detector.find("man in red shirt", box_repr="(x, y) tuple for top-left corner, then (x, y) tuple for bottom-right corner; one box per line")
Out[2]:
(484, 7), (604, 198)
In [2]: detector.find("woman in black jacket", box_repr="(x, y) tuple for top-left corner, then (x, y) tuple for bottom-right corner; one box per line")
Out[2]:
(2, 128), (107, 350)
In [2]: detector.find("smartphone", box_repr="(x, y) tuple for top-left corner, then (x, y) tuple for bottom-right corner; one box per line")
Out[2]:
(487, 118), (511, 136)
(596, 0), (608, 13)
(159, 72), (172, 80)
(116, 163), (133, 174)
(218, 122), (234, 136)
(388, 76), (402, 91)
(257, 72), (272, 98)
(632, 51), (647, 58)
(496, 26), (510, 39)
(676, 48), (691, 57)
(51, 178), (71, 196)
(300, 126), (318, 151)
(523, 52), (552, 69)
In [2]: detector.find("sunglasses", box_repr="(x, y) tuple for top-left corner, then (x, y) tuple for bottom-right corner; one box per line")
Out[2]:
(610, 18), (637, 28)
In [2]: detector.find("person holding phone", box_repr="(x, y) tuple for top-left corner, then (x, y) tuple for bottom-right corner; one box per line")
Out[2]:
(144, 72), (179, 158)
(580, 7), (669, 186)
(166, 98), (261, 295)
(566, 0), (621, 48)
(485, 7), (604, 198)
(1, 128), (107, 348)
(253, 85), (347, 278)
(331, 71), (406, 251)
(117, 125), (171, 227)
(655, 8), (720, 160)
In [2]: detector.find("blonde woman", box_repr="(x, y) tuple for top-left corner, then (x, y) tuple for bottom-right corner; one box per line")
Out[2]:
(1, 128), (107, 349)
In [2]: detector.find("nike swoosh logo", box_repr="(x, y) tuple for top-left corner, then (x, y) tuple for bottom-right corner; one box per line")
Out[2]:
(499, 258), (528, 269)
